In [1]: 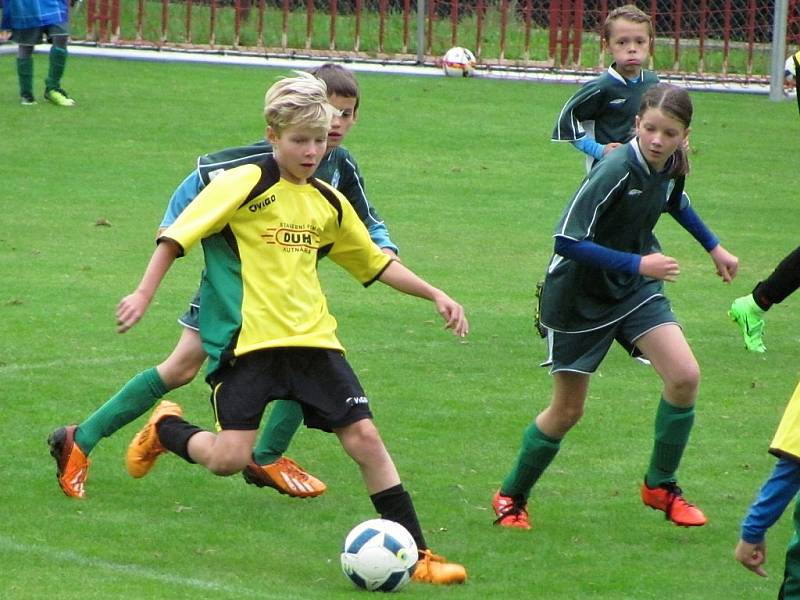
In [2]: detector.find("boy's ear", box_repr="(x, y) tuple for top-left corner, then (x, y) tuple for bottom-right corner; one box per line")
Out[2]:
(266, 125), (278, 144)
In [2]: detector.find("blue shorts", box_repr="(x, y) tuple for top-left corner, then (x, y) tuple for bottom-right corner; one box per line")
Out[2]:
(545, 296), (678, 374)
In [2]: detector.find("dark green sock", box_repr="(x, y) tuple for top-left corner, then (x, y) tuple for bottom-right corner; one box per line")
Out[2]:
(17, 57), (33, 96)
(252, 400), (304, 465)
(645, 397), (695, 488)
(74, 368), (169, 455)
(46, 45), (67, 91)
(500, 422), (561, 500)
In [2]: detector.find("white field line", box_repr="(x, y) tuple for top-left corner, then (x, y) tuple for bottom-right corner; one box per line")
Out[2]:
(0, 534), (301, 599)
(0, 355), (155, 374)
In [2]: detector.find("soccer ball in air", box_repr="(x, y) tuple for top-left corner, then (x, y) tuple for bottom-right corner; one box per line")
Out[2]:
(442, 46), (476, 77)
(340, 519), (418, 592)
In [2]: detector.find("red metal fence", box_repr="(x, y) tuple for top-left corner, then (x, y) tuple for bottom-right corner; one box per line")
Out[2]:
(75, 1), (799, 83)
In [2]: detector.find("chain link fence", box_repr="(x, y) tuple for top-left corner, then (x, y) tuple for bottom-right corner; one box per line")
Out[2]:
(59, 1), (800, 83)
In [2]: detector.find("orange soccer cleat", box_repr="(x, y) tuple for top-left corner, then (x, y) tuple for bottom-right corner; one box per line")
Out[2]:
(48, 425), (90, 499)
(242, 456), (326, 498)
(492, 490), (532, 530)
(411, 549), (467, 585)
(641, 480), (707, 527)
(126, 400), (183, 478)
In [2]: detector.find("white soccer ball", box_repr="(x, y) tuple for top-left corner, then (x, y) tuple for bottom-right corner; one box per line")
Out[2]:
(442, 46), (476, 77)
(340, 519), (418, 592)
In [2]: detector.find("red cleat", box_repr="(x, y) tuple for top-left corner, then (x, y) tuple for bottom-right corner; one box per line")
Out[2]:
(641, 480), (707, 527)
(492, 490), (532, 530)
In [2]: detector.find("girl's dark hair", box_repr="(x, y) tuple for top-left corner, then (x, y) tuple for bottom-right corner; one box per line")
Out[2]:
(603, 4), (654, 42)
(638, 83), (693, 176)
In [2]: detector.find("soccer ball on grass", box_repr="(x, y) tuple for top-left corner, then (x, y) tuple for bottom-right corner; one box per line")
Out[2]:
(442, 46), (476, 77)
(340, 519), (418, 592)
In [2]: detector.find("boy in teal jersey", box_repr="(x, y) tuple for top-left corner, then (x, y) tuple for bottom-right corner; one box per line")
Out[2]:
(1, 0), (77, 105)
(552, 4), (658, 169)
(494, 84), (739, 530)
(540, 4), (659, 353)
(120, 72), (468, 585)
(48, 64), (396, 499)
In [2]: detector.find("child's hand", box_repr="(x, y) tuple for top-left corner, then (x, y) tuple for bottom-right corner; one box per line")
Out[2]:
(603, 142), (622, 155)
(433, 293), (469, 337)
(734, 539), (768, 577)
(116, 291), (152, 333)
(709, 244), (739, 283)
(639, 253), (680, 282)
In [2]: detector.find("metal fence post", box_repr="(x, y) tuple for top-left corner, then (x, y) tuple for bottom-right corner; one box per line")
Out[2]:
(770, 0), (789, 101)
(416, 0), (426, 64)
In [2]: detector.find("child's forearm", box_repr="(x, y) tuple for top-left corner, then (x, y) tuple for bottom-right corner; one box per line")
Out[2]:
(135, 240), (181, 301)
(378, 260), (442, 301)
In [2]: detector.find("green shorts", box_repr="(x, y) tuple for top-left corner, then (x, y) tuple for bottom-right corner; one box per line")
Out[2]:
(546, 296), (678, 374)
(11, 23), (69, 45)
(177, 289), (201, 331)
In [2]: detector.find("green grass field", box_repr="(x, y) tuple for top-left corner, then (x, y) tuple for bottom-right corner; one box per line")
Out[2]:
(1, 53), (799, 599)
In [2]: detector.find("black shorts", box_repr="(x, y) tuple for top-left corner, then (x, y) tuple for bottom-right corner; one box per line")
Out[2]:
(208, 348), (373, 432)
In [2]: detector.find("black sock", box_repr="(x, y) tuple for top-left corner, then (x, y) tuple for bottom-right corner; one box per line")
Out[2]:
(156, 416), (202, 463)
(752, 245), (800, 309)
(370, 484), (426, 553)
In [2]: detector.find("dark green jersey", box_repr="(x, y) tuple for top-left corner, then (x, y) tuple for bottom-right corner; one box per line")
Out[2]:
(552, 66), (659, 145)
(541, 140), (686, 333)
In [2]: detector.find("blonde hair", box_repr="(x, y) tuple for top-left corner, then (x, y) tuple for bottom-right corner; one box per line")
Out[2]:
(264, 71), (334, 134)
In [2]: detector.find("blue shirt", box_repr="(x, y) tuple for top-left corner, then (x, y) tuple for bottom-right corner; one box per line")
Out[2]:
(741, 457), (800, 543)
(1, 0), (68, 30)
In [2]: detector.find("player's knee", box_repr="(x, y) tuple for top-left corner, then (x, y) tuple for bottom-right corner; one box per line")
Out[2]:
(339, 420), (385, 463)
(666, 363), (700, 402)
(557, 405), (584, 430)
(158, 357), (203, 389)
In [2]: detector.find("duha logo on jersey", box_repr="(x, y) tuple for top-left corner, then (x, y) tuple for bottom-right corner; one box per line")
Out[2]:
(261, 223), (320, 254)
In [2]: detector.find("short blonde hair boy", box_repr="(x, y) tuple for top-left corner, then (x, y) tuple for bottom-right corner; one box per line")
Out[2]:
(264, 71), (334, 133)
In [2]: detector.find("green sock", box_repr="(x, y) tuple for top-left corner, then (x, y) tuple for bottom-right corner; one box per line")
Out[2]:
(252, 400), (304, 465)
(46, 45), (67, 91)
(500, 422), (561, 500)
(17, 57), (33, 96)
(645, 396), (695, 488)
(74, 368), (168, 455)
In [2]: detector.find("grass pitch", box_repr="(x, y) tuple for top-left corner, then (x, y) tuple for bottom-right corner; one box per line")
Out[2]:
(1, 53), (799, 599)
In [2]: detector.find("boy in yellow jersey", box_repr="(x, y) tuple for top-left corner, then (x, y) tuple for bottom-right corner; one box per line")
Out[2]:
(117, 72), (468, 585)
